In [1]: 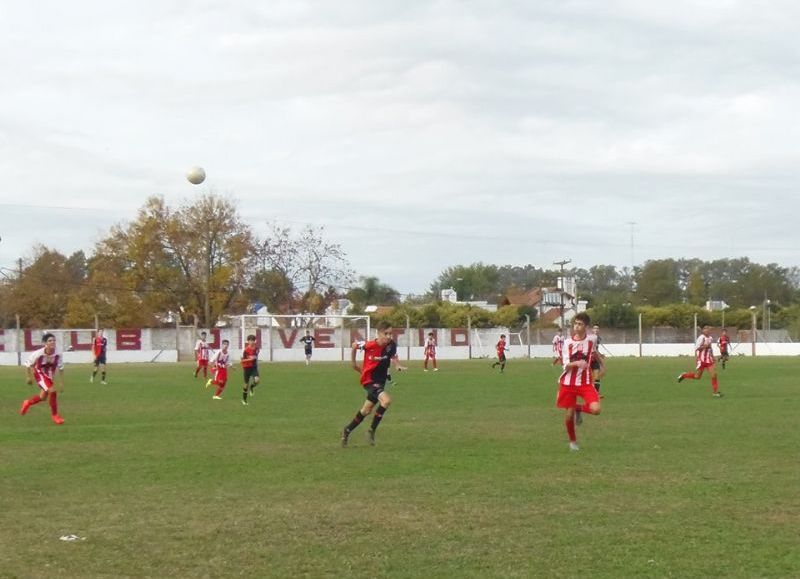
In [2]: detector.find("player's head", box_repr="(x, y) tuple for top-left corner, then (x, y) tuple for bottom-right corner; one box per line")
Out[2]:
(375, 321), (392, 346)
(42, 332), (56, 352)
(428, 332), (434, 337)
(97, 329), (104, 337)
(221, 339), (229, 349)
(246, 334), (256, 344)
(557, 328), (563, 334)
(701, 324), (711, 336)
(573, 313), (590, 336)
(500, 334), (506, 339)
(592, 325), (600, 334)
(200, 331), (207, 338)
(721, 328), (727, 335)
(305, 329), (311, 335)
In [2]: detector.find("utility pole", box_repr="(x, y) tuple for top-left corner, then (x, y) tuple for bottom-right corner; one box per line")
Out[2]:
(553, 259), (572, 331)
(626, 221), (637, 271)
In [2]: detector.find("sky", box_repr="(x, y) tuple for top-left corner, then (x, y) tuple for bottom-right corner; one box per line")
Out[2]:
(2, 0), (799, 296)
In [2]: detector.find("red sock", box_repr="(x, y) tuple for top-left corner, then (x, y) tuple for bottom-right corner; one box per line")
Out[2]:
(28, 395), (44, 406)
(565, 416), (576, 442)
(48, 392), (58, 415)
(712, 377), (718, 392)
(215, 385), (224, 396)
(681, 373), (697, 380)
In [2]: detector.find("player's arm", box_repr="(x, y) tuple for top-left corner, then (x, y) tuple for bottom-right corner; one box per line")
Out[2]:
(56, 367), (65, 392)
(350, 342), (361, 373)
(391, 354), (406, 372)
(25, 366), (33, 385)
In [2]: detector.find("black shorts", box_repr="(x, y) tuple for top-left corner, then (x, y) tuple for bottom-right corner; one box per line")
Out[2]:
(305, 347), (313, 356)
(94, 355), (106, 366)
(590, 359), (601, 371)
(363, 383), (386, 404)
(243, 366), (259, 383)
(720, 350), (729, 357)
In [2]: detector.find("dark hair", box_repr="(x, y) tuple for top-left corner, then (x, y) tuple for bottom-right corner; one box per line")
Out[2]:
(222, 339), (229, 345)
(200, 331), (207, 336)
(42, 332), (55, 342)
(500, 334), (506, 338)
(574, 312), (591, 325)
(376, 321), (391, 331)
(247, 334), (256, 341)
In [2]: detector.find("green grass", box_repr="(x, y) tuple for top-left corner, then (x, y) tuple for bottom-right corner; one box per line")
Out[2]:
(1, 357), (799, 578)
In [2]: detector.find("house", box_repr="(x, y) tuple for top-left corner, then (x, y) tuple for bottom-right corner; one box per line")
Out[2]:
(500, 285), (587, 327)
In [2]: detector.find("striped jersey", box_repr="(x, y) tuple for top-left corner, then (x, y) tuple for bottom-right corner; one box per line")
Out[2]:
(26, 346), (64, 379)
(559, 333), (596, 387)
(695, 335), (714, 365)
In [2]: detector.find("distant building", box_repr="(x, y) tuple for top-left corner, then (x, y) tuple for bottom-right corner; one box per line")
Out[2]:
(440, 288), (498, 312)
(500, 284), (586, 327)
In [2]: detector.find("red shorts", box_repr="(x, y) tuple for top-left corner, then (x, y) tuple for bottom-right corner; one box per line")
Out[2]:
(695, 360), (715, 371)
(197, 359), (209, 367)
(556, 384), (599, 408)
(213, 368), (228, 386)
(33, 370), (55, 392)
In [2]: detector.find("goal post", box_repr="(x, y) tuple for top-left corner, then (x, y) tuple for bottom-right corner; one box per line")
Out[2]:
(225, 314), (371, 362)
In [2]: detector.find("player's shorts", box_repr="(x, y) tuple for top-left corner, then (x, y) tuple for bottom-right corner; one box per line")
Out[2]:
(695, 360), (715, 371)
(33, 370), (55, 392)
(719, 349), (729, 357)
(556, 383), (599, 409)
(197, 359), (209, 367)
(590, 359), (601, 371)
(213, 368), (228, 386)
(304, 347), (313, 356)
(498, 353), (506, 363)
(243, 365), (259, 383)
(93, 354), (106, 366)
(425, 352), (436, 360)
(363, 383), (386, 403)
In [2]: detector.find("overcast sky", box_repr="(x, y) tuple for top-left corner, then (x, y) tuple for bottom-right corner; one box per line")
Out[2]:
(1, 1), (799, 295)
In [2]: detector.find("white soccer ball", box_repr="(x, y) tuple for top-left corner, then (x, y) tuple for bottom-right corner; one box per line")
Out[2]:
(186, 166), (206, 185)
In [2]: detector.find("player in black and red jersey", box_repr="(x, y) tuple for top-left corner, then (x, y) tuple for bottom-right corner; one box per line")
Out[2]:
(90, 329), (108, 385)
(717, 328), (730, 369)
(341, 322), (395, 447)
(241, 334), (260, 405)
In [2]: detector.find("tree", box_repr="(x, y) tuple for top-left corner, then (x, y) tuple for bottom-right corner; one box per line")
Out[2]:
(429, 263), (501, 301)
(634, 259), (682, 306)
(257, 224), (354, 313)
(686, 269), (707, 306)
(87, 195), (256, 327)
(346, 276), (400, 312)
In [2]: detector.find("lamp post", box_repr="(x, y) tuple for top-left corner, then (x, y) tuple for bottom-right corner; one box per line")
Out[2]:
(749, 306), (757, 356)
(553, 259), (571, 332)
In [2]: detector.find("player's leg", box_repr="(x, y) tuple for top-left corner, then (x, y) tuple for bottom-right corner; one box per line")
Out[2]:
(241, 369), (252, 404)
(91, 361), (98, 383)
(48, 390), (64, 424)
(342, 398), (376, 446)
(500, 354), (506, 373)
(433, 355), (438, 370)
(709, 365), (721, 396)
(368, 390), (392, 444)
(557, 388), (579, 450)
(100, 362), (107, 384)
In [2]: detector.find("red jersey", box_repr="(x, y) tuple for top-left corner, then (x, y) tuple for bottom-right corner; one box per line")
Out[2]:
(496, 339), (507, 356)
(718, 335), (729, 353)
(552, 334), (564, 356)
(92, 336), (107, 358)
(241, 344), (259, 368)
(26, 346), (64, 378)
(358, 340), (388, 386)
(195, 339), (210, 361)
(211, 350), (231, 368)
(559, 333), (596, 387)
(424, 338), (437, 357)
(695, 335), (714, 365)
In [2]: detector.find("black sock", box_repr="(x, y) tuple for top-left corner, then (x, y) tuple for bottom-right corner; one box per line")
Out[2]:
(242, 389), (248, 402)
(92, 370), (97, 378)
(370, 405), (388, 431)
(500, 363), (506, 371)
(594, 380), (601, 393)
(101, 371), (106, 381)
(345, 412), (366, 433)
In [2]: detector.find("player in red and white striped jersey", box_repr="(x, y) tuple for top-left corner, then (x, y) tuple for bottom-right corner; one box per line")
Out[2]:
(194, 331), (210, 379)
(551, 328), (564, 366)
(556, 313), (601, 451)
(677, 325), (722, 397)
(206, 339), (232, 399)
(19, 333), (66, 425)
(423, 332), (438, 371)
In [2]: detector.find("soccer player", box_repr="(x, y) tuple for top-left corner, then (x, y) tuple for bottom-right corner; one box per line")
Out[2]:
(90, 328), (108, 385)
(206, 339), (232, 399)
(241, 334), (260, 405)
(590, 324), (607, 398)
(491, 334), (509, 373)
(341, 322), (394, 447)
(552, 328), (564, 366)
(423, 331), (438, 371)
(557, 313), (601, 451)
(194, 331), (210, 379)
(677, 325), (722, 397)
(300, 329), (315, 366)
(717, 328), (730, 370)
(19, 332), (66, 425)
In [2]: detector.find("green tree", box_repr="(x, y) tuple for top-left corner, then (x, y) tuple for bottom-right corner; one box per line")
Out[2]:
(634, 259), (682, 306)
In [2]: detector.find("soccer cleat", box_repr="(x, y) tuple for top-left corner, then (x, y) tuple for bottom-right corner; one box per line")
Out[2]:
(212, 395), (223, 400)
(51, 414), (65, 425)
(341, 428), (350, 448)
(367, 429), (376, 446)
(241, 400), (248, 406)
(569, 442), (580, 451)
(205, 379), (213, 389)
(713, 392), (724, 398)
(433, 368), (439, 372)
(677, 374), (685, 383)
(20, 400), (32, 415)
(89, 376), (94, 383)
(423, 369), (428, 372)
(101, 380), (107, 385)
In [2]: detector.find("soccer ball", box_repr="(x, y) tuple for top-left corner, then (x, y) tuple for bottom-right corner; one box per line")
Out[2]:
(186, 166), (206, 185)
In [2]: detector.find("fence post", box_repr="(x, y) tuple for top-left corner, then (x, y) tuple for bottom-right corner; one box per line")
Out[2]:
(467, 316), (472, 360)
(16, 314), (21, 366)
(638, 313), (642, 358)
(525, 314), (531, 358)
(406, 315), (411, 361)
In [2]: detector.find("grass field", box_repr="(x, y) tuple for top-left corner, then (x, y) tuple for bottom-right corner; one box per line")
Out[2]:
(1, 357), (799, 578)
